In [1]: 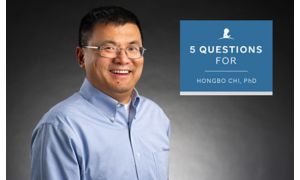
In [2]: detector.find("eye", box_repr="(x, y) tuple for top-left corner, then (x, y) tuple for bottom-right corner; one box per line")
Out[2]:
(127, 46), (139, 52)
(101, 45), (116, 51)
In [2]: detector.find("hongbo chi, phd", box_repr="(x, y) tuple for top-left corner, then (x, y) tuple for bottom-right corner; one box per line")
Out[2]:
(196, 77), (257, 84)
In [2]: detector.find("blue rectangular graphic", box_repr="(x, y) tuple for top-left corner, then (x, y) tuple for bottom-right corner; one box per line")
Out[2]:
(180, 20), (273, 95)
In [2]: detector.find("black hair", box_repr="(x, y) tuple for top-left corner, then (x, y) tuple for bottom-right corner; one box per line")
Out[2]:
(79, 6), (143, 47)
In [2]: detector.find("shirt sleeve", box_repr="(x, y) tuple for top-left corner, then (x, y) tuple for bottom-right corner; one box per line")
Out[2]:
(31, 123), (81, 180)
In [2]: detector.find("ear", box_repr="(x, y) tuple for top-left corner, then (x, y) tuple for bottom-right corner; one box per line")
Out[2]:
(76, 47), (85, 69)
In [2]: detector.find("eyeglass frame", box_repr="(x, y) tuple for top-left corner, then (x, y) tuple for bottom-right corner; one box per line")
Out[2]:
(81, 45), (146, 60)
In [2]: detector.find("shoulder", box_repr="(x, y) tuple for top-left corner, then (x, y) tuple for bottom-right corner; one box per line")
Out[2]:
(34, 93), (84, 129)
(31, 93), (87, 149)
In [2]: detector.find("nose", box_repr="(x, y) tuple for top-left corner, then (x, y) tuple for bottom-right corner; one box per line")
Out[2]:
(113, 49), (131, 65)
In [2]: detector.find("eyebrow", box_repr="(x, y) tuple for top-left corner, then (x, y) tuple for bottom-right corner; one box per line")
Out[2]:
(96, 40), (142, 46)
(128, 41), (141, 45)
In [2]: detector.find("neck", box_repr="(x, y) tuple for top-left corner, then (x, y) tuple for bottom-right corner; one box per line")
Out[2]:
(100, 87), (132, 104)
(89, 81), (133, 104)
(109, 91), (132, 104)
(99, 87), (132, 104)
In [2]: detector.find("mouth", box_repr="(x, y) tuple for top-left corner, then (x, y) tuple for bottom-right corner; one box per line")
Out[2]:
(110, 69), (132, 76)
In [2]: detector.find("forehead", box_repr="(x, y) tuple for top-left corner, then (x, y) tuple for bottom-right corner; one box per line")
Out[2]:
(89, 23), (142, 45)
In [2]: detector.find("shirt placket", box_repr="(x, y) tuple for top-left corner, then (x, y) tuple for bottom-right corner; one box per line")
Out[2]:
(115, 104), (140, 180)
(128, 105), (145, 180)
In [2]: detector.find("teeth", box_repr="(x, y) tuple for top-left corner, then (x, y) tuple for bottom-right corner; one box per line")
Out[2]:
(111, 70), (130, 74)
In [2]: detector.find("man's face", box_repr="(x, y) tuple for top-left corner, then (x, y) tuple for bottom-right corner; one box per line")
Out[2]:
(79, 23), (144, 101)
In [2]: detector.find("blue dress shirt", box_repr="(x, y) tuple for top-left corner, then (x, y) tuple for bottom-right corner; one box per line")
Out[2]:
(31, 79), (171, 180)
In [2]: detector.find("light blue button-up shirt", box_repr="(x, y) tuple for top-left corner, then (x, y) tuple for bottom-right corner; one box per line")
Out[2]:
(31, 79), (170, 180)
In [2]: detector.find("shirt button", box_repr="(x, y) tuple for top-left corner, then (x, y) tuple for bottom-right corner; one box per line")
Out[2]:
(136, 153), (140, 158)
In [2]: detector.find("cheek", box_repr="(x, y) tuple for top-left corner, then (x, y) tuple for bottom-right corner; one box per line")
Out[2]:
(84, 54), (96, 72)
(93, 59), (109, 72)
(85, 58), (108, 80)
(138, 61), (144, 72)
(134, 61), (144, 77)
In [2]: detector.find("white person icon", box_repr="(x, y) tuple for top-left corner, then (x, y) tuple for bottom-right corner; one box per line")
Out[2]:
(219, 28), (234, 40)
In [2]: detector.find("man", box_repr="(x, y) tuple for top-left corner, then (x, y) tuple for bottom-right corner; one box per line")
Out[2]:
(31, 6), (171, 180)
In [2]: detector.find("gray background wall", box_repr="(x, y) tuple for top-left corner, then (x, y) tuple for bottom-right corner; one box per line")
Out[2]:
(7, 0), (293, 179)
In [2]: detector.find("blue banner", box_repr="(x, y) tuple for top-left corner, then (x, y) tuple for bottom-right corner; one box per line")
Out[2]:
(180, 20), (273, 95)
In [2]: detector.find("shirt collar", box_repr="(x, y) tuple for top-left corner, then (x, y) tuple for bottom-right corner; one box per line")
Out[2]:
(79, 78), (140, 122)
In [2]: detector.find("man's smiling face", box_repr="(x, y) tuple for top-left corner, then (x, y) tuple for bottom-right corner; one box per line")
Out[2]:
(79, 23), (144, 102)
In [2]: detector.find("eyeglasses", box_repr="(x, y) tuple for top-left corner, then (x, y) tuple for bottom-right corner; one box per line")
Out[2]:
(82, 44), (146, 60)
